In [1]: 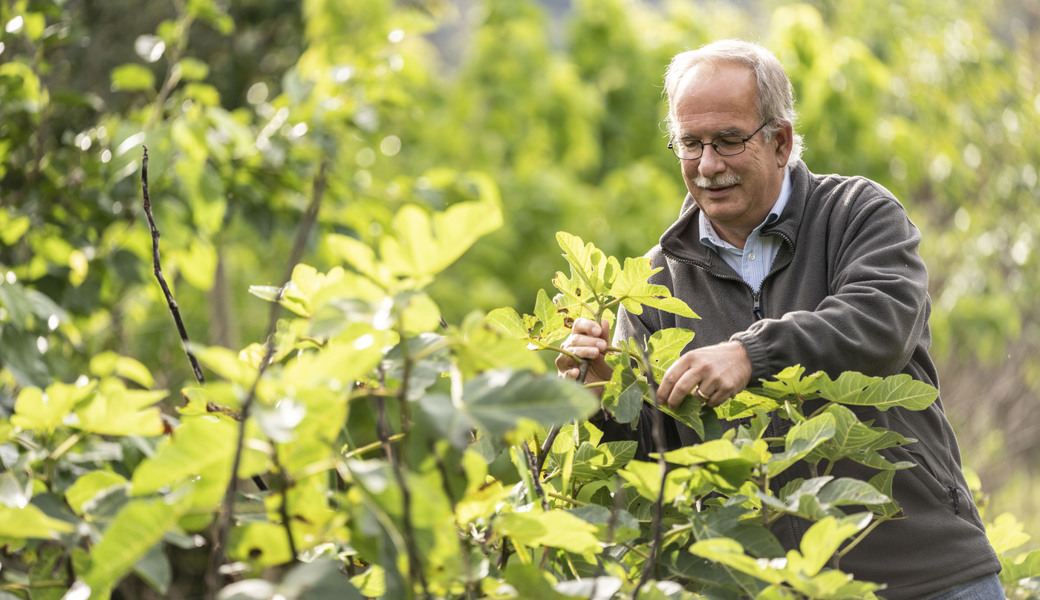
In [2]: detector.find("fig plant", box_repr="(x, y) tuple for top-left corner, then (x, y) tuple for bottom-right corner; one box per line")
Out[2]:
(7, 200), (1032, 600)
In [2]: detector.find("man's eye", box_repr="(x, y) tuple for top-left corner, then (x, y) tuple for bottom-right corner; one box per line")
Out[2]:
(716, 136), (743, 148)
(680, 140), (702, 149)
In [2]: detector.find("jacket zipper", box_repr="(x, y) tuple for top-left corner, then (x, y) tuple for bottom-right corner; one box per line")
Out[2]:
(661, 231), (792, 324)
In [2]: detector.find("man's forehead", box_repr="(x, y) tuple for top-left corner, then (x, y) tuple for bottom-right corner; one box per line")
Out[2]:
(672, 63), (758, 132)
(675, 61), (754, 92)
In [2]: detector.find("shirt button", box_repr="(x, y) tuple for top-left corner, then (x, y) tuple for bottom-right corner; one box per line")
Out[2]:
(748, 253), (756, 261)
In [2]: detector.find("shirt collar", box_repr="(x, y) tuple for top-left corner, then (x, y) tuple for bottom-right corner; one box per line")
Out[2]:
(699, 168), (792, 250)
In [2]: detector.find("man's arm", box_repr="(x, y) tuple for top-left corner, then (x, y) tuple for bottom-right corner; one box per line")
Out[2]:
(734, 192), (930, 384)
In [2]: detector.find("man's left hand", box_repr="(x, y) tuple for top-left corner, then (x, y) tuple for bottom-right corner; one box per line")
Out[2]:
(655, 341), (752, 409)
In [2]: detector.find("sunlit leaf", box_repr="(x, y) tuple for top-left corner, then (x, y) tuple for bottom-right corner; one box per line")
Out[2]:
(608, 257), (697, 318)
(80, 497), (189, 598)
(0, 503), (75, 538)
(65, 471), (129, 515)
(74, 382), (165, 436)
(499, 509), (601, 555)
(110, 64), (155, 92)
(11, 381), (96, 434)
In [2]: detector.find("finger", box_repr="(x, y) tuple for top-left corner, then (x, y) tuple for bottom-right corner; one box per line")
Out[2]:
(555, 353), (576, 371)
(673, 370), (705, 409)
(571, 318), (602, 338)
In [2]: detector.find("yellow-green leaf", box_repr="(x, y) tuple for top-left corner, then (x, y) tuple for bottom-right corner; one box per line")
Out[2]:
(499, 509), (601, 555)
(0, 503), (75, 538)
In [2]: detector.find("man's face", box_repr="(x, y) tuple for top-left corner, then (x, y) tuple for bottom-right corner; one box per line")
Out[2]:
(671, 63), (792, 246)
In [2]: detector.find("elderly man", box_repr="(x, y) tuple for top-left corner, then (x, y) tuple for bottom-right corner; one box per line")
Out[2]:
(557, 40), (1002, 599)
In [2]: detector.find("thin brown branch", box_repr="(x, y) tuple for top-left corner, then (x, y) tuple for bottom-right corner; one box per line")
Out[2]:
(270, 445), (298, 560)
(141, 146), (207, 386)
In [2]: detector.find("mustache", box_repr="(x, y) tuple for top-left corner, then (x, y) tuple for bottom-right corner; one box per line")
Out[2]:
(694, 173), (740, 189)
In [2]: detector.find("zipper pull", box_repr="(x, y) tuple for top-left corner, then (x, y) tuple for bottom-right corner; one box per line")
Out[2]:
(753, 291), (763, 321)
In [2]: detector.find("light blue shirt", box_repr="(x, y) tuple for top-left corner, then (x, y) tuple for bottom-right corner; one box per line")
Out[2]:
(698, 169), (791, 292)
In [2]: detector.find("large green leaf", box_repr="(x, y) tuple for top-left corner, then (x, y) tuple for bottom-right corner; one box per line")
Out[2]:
(602, 351), (648, 424)
(380, 200), (502, 282)
(502, 563), (571, 600)
(0, 503), (75, 538)
(11, 381), (96, 434)
(808, 405), (915, 471)
(451, 311), (547, 377)
(689, 504), (784, 559)
(282, 323), (396, 388)
(853, 374), (938, 411)
(80, 497), (189, 598)
(607, 257), (697, 318)
(65, 471), (129, 515)
(761, 476), (889, 522)
(688, 537), (787, 586)
(555, 231), (614, 299)
(74, 381), (166, 436)
(617, 460), (690, 503)
(767, 414), (836, 476)
(818, 371), (938, 411)
(551, 440), (637, 481)
(789, 513), (872, 577)
(499, 509), (602, 555)
(760, 365), (825, 398)
(111, 63), (155, 92)
(486, 306), (529, 338)
(130, 415), (266, 506)
(420, 369), (595, 447)
(662, 439), (763, 493)
(639, 328), (695, 384)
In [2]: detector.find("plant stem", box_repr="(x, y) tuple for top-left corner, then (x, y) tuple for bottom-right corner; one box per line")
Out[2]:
(633, 341), (669, 600)
(375, 395), (430, 599)
(203, 161), (327, 597)
(140, 147), (207, 388)
(521, 443), (550, 511)
(342, 434), (406, 459)
(835, 515), (887, 563)
(270, 444), (298, 560)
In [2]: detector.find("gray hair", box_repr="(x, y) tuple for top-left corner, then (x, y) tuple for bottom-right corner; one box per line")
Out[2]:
(664, 39), (804, 165)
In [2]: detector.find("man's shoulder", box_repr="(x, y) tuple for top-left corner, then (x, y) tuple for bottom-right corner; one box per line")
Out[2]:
(793, 163), (905, 220)
(799, 163), (899, 204)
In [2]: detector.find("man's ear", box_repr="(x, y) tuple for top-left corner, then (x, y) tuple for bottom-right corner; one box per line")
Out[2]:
(773, 121), (794, 167)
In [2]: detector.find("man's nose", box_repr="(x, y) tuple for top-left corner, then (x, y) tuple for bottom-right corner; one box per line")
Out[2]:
(697, 144), (727, 177)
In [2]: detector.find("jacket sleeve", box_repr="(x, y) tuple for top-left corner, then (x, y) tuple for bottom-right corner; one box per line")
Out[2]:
(732, 183), (932, 383)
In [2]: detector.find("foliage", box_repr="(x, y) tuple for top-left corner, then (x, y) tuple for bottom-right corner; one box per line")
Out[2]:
(2, 0), (1040, 597)
(2, 211), (1038, 597)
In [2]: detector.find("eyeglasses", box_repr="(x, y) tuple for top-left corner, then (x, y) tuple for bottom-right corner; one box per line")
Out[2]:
(668, 121), (771, 160)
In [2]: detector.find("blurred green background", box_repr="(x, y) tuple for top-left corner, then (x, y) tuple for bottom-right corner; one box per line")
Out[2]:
(1, 0), (1037, 545)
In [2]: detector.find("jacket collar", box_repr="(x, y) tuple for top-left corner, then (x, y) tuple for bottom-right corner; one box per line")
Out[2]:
(660, 160), (811, 264)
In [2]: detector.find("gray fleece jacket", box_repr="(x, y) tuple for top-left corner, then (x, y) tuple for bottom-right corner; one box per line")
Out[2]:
(606, 161), (1000, 599)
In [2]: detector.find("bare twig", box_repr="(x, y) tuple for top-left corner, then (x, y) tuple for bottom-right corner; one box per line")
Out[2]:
(521, 443), (550, 512)
(633, 340), (669, 599)
(270, 446), (298, 559)
(141, 146), (207, 385)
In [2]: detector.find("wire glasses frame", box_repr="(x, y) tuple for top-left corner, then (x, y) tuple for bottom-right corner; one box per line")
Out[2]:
(668, 120), (772, 160)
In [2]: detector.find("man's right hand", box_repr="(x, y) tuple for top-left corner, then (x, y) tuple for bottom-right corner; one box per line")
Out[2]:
(556, 317), (613, 392)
